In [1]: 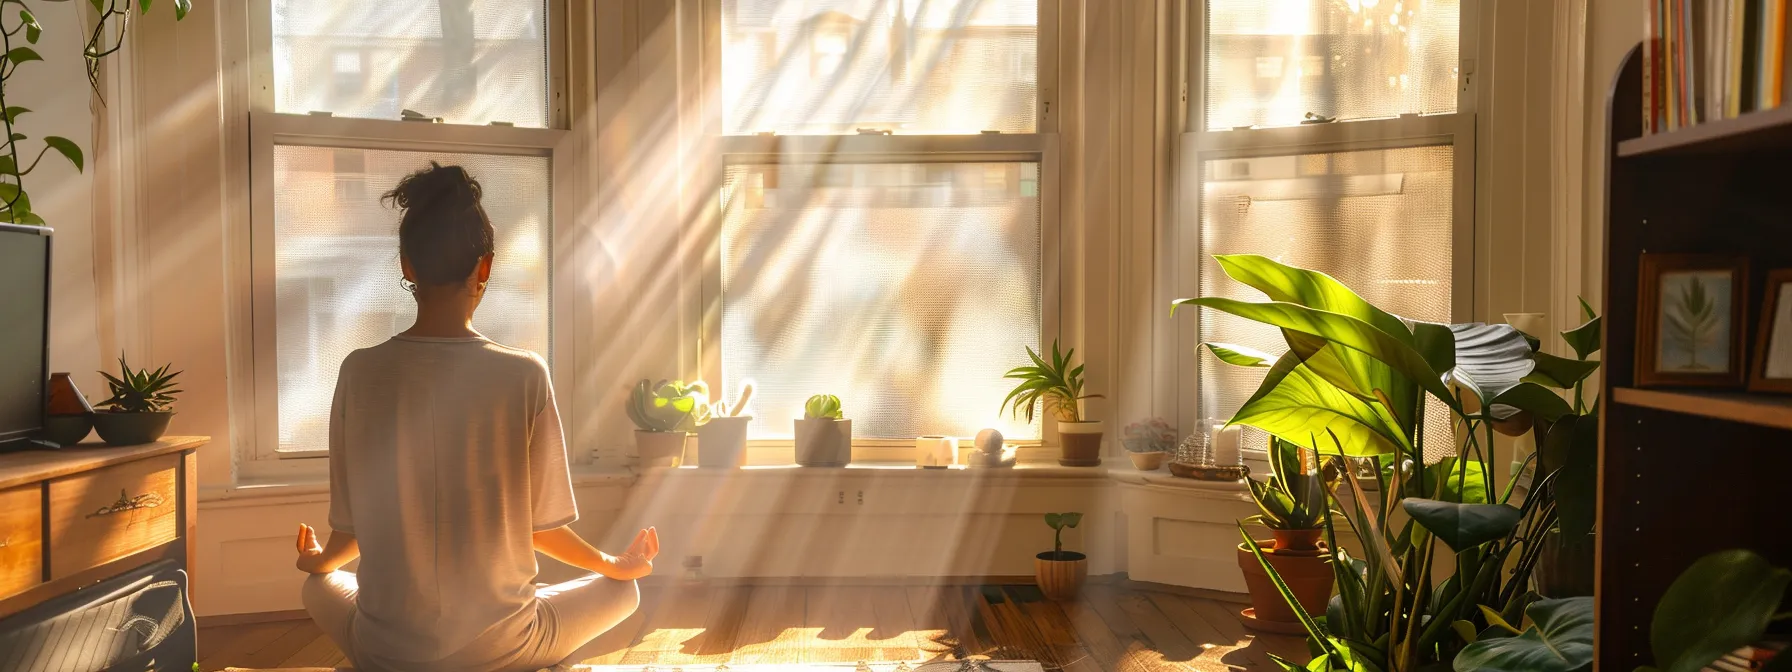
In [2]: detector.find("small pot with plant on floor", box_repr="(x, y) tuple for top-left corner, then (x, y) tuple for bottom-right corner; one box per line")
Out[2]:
(627, 379), (710, 468)
(1003, 339), (1105, 467)
(1236, 438), (1340, 634)
(794, 394), (851, 467)
(90, 355), (180, 447)
(1036, 512), (1087, 601)
(1121, 417), (1174, 471)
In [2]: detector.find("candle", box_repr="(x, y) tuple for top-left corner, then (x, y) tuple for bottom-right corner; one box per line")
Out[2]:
(1214, 425), (1242, 467)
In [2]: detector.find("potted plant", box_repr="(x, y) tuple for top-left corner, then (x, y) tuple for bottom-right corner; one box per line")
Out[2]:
(1036, 512), (1086, 601)
(1002, 340), (1104, 466)
(1121, 417), (1174, 471)
(1237, 437), (1339, 633)
(794, 393), (851, 467)
(91, 355), (180, 446)
(626, 379), (710, 467)
(697, 383), (753, 468)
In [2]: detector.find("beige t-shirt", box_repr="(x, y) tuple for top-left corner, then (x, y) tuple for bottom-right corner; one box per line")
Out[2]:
(327, 335), (577, 666)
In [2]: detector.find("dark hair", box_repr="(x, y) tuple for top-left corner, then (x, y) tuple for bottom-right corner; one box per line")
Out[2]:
(382, 162), (494, 287)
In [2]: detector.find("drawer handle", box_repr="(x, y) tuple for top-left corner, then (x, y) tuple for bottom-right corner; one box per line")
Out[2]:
(87, 489), (165, 518)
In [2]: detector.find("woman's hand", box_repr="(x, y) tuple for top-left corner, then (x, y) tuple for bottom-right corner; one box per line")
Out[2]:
(601, 527), (660, 581)
(295, 523), (325, 573)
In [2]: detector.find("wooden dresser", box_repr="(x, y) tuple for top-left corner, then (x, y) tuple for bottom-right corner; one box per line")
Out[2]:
(0, 436), (204, 620)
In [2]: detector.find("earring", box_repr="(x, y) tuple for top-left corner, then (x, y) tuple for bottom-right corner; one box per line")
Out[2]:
(400, 277), (417, 294)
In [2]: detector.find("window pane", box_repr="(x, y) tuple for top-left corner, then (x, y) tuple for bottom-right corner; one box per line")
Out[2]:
(721, 161), (1041, 440)
(272, 0), (549, 127)
(1197, 145), (1455, 459)
(722, 0), (1038, 135)
(273, 146), (552, 452)
(1205, 0), (1458, 130)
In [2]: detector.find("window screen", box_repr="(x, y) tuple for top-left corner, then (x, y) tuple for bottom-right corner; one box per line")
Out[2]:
(272, 146), (552, 452)
(721, 0), (1038, 135)
(1197, 145), (1455, 459)
(1205, 0), (1459, 130)
(719, 161), (1042, 440)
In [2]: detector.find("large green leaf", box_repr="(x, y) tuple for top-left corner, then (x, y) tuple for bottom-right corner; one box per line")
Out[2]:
(43, 136), (83, 173)
(1203, 342), (1277, 367)
(1555, 411), (1599, 537)
(1651, 550), (1792, 672)
(1446, 323), (1536, 411)
(1526, 352), (1601, 389)
(1561, 315), (1602, 360)
(1402, 500), (1522, 551)
(1210, 254), (1416, 344)
(1230, 352), (1410, 456)
(1487, 383), (1575, 423)
(1425, 458), (1490, 504)
(1175, 297), (1455, 411)
(1453, 597), (1594, 672)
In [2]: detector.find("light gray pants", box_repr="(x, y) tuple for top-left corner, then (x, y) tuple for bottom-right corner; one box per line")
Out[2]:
(302, 571), (639, 671)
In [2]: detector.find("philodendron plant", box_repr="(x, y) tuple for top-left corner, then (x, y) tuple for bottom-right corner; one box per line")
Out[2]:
(1176, 255), (1602, 672)
(626, 379), (711, 433)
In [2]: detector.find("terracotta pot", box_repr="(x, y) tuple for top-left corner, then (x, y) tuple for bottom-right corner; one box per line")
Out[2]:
(696, 417), (751, 468)
(1237, 540), (1334, 631)
(1057, 421), (1104, 467)
(1127, 451), (1166, 471)
(794, 418), (852, 467)
(91, 411), (173, 447)
(1271, 527), (1323, 552)
(1035, 551), (1088, 601)
(635, 430), (688, 468)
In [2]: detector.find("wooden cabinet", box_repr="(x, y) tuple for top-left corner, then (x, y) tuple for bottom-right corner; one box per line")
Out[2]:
(0, 437), (204, 620)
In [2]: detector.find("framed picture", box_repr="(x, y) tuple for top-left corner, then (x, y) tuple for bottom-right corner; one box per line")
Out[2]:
(1635, 254), (1750, 388)
(1750, 269), (1792, 393)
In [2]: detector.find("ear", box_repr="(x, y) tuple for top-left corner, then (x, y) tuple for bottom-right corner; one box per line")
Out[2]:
(476, 254), (494, 283)
(400, 257), (417, 283)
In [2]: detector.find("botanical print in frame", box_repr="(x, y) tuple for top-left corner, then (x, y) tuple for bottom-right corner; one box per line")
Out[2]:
(1635, 254), (1749, 388)
(1750, 270), (1792, 393)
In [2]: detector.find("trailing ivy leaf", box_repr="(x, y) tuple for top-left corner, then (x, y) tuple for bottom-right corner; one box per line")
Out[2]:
(1526, 352), (1601, 389)
(90, 0), (104, 13)
(0, 155), (15, 176)
(1561, 315), (1602, 360)
(6, 47), (42, 65)
(174, 0), (190, 20)
(20, 10), (39, 44)
(139, 0), (151, 13)
(1202, 342), (1277, 367)
(1402, 499), (1522, 551)
(4, 106), (27, 124)
(1453, 597), (1594, 672)
(44, 137), (83, 172)
(1650, 549), (1792, 672)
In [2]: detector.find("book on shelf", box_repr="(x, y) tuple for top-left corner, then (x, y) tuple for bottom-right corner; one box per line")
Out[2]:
(1647, 0), (1792, 133)
(1701, 639), (1789, 671)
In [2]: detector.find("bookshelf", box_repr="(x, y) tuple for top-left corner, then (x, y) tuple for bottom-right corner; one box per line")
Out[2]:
(1600, 46), (1792, 669)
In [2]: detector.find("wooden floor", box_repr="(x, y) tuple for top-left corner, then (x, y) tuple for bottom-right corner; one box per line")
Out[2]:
(197, 583), (1308, 671)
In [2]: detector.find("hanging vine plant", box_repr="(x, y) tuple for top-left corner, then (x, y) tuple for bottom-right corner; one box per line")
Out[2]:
(0, 0), (188, 226)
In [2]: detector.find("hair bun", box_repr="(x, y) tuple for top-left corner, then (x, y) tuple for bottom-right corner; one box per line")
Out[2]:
(385, 161), (482, 212)
(384, 161), (495, 287)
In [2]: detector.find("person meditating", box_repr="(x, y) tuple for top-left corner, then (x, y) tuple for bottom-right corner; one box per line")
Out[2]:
(293, 162), (655, 671)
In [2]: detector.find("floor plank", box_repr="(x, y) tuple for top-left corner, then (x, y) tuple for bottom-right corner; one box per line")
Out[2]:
(199, 584), (1310, 670)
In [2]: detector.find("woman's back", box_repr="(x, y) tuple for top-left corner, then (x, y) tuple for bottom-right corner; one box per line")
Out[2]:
(327, 335), (575, 666)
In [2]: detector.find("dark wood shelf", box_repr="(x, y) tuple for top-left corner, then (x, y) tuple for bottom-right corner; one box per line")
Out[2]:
(1613, 387), (1792, 431)
(1617, 105), (1792, 157)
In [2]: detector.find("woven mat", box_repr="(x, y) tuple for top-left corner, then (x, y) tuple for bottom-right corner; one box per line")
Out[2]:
(225, 662), (1046, 672)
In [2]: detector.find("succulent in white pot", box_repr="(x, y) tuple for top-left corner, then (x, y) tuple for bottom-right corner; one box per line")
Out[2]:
(626, 379), (710, 467)
(1121, 417), (1175, 471)
(793, 394), (851, 467)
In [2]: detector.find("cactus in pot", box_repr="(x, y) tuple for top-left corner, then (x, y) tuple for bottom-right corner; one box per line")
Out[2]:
(627, 379), (711, 467)
(793, 393), (851, 467)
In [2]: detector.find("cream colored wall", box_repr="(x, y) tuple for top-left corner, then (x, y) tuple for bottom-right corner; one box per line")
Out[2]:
(1584, 0), (1647, 314)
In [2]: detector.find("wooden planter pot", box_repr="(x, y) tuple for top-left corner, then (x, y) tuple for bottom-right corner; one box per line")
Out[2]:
(1035, 551), (1088, 601)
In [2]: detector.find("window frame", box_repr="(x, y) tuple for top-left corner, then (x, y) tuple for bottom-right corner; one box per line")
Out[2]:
(688, 0), (1064, 456)
(238, 0), (582, 474)
(1173, 0), (1480, 451)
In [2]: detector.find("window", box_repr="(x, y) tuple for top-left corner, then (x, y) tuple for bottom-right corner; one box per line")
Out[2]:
(248, 0), (568, 461)
(708, 0), (1055, 442)
(1187, 0), (1473, 461)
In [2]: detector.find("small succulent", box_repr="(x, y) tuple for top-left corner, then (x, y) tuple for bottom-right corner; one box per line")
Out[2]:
(626, 379), (712, 433)
(804, 394), (843, 420)
(97, 354), (181, 413)
(1044, 512), (1083, 557)
(1244, 437), (1341, 531)
(1121, 417), (1176, 453)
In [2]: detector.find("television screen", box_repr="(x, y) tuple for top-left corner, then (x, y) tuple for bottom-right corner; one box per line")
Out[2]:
(0, 224), (49, 449)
